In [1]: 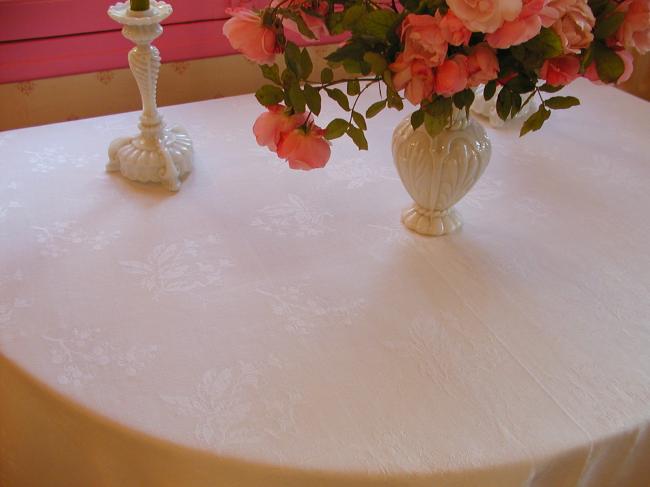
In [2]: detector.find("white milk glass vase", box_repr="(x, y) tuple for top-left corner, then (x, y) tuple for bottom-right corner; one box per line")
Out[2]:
(392, 108), (491, 236)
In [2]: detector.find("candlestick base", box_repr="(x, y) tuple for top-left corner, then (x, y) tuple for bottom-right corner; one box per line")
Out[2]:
(107, 125), (193, 191)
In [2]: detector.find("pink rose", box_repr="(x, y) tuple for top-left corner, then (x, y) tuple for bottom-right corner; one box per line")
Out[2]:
(253, 105), (306, 152)
(446, 0), (523, 33)
(583, 50), (635, 84)
(617, 0), (650, 54)
(539, 55), (580, 85)
(223, 8), (278, 65)
(543, 0), (595, 53)
(435, 55), (469, 97)
(400, 14), (448, 67)
(277, 124), (331, 170)
(486, 0), (546, 48)
(467, 44), (500, 86)
(438, 11), (472, 46)
(277, 0), (329, 40)
(390, 54), (435, 105)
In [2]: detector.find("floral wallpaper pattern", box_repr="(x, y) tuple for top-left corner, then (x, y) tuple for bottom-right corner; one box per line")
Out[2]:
(0, 46), (335, 131)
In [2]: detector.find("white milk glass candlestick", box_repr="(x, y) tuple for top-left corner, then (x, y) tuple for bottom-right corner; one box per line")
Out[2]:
(107, 1), (193, 191)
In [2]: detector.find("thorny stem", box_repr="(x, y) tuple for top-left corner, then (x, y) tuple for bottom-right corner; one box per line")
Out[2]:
(314, 77), (381, 90)
(348, 80), (379, 125)
(536, 88), (547, 109)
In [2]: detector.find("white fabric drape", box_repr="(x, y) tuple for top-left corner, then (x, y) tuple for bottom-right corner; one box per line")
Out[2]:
(1, 79), (650, 486)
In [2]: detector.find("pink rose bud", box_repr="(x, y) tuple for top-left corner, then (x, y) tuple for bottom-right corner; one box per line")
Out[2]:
(434, 55), (469, 97)
(439, 11), (472, 46)
(277, 124), (332, 170)
(467, 44), (500, 87)
(539, 55), (581, 86)
(253, 105), (307, 152)
(223, 8), (279, 65)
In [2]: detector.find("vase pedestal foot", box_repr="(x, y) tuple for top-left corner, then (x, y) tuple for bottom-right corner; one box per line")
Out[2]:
(401, 204), (462, 236)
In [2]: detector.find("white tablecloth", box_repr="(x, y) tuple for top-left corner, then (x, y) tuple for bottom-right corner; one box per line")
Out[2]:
(1, 79), (650, 487)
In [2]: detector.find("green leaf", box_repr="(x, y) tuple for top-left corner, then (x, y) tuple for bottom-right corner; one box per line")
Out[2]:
(366, 100), (386, 118)
(325, 42), (366, 65)
(410, 109), (425, 130)
(520, 105), (551, 136)
(387, 88), (403, 110)
(484, 80), (497, 101)
(496, 88), (513, 121)
(363, 52), (388, 75)
(300, 49), (313, 80)
(255, 85), (285, 106)
(352, 110), (367, 130)
(321, 67), (334, 84)
(453, 89), (475, 111)
(303, 84), (321, 115)
(594, 12), (625, 40)
(525, 28), (563, 59)
(506, 76), (536, 93)
(580, 44), (594, 72)
(589, 0), (610, 17)
(325, 87), (351, 111)
(284, 42), (302, 78)
(539, 83), (563, 93)
(288, 83), (306, 113)
(383, 70), (394, 90)
(325, 118), (349, 140)
(545, 95), (580, 109)
(510, 92), (522, 116)
(293, 13), (317, 39)
(594, 42), (624, 83)
(342, 4), (366, 29)
(424, 111), (447, 138)
(327, 11), (345, 35)
(342, 60), (363, 74)
(353, 10), (398, 40)
(260, 64), (281, 85)
(347, 79), (361, 96)
(347, 126), (368, 150)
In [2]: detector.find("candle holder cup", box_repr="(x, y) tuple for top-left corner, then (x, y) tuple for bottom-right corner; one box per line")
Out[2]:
(107, 1), (193, 191)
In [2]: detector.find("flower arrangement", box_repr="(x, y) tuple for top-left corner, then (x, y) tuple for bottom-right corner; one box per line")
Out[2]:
(223, 0), (649, 170)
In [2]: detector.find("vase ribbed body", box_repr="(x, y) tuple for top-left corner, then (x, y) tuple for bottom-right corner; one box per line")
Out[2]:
(391, 110), (491, 236)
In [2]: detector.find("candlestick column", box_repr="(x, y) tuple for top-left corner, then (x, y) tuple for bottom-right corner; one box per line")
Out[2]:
(107, 1), (193, 191)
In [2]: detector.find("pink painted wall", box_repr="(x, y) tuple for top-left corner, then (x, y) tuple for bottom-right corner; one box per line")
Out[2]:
(0, 0), (338, 83)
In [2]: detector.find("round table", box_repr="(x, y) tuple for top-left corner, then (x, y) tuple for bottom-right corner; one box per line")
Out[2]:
(1, 79), (650, 487)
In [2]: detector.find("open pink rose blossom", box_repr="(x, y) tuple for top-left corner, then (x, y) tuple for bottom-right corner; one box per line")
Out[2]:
(543, 0), (596, 54)
(253, 105), (306, 151)
(486, 0), (546, 48)
(277, 0), (330, 40)
(400, 14), (449, 67)
(617, 0), (650, 54)
(223, 8), (278, 65)
(447, 0), (523, 33)
(277, 124), (332, 170)
(390, 54), (436, 105)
